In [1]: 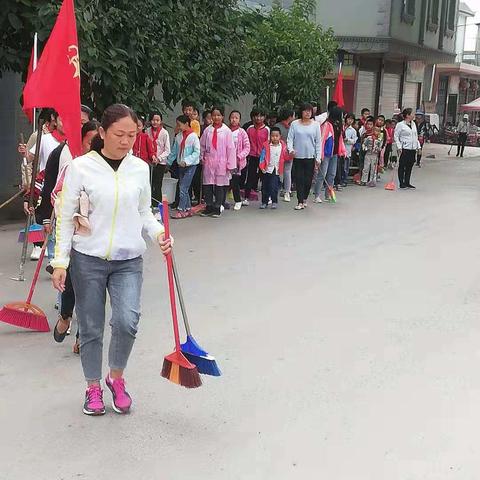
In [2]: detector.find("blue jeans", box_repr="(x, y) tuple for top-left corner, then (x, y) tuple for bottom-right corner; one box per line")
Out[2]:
(261, 172), (280, 204)
(178, 165), (197, 211)
(70, 250), (143, 381)
(315, 155), (338, 198)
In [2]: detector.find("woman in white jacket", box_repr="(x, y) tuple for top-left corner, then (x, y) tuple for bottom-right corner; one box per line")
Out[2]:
(394, 108), (420, 189)
(51, 104), (172, 416)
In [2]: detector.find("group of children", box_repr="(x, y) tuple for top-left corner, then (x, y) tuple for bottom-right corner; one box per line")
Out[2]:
(131, 100), (417, 218)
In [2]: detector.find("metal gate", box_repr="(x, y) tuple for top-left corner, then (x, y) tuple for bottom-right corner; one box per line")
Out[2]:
(380, 73), (401, 117)
(403, 82), (419, 111)
(355, 70), (377, 116)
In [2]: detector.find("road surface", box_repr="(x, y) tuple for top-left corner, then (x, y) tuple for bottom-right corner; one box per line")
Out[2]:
(1, 146), (480, 479)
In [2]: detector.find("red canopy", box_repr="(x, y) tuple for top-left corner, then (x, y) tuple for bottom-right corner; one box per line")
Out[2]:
(460, 97), (480, 111)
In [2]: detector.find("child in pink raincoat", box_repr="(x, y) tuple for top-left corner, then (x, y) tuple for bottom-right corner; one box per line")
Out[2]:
(200, 106), (236, 218)
(229, 110), (250, 211)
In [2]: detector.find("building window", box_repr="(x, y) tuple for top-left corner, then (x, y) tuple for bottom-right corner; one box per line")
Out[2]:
(402, 0), (415, 24)
(343, 53), (354, 66)
(427, 0), (439, 32)
(446, 0), (457, 32)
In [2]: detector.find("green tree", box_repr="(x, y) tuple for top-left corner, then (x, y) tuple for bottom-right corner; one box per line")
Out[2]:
(245, 0), (337, 109)
(0, 0), (251, 115)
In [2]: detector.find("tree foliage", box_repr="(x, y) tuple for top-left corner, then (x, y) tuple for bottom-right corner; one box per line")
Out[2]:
(0, 0), (337, 115)
(245, 0), (337, 109)
(1, 0), (251, 115)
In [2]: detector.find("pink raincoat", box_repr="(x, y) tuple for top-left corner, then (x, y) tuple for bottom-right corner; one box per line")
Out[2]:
(200, 124), (236, 186)
(232, 127), (250, 171)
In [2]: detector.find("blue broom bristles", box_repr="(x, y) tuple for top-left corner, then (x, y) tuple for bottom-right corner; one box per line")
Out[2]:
(181, 335), (222, 376)
(183, 352), (222, 377)
(181, 334), (209, 357)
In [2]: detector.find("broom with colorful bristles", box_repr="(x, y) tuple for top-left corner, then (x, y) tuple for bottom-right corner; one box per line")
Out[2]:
(0, 215), (52, 332)
(172, 253), (221, 376)
(18, 222), (45, 244)
(12, 118), (45, 282)
(160, 198), (202, 388)
(318, 166), (336, 203)
(384, 166), (396, 191)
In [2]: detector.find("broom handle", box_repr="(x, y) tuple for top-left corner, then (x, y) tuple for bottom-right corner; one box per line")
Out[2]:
(17, 213), (33, 282)
(26, 228), (48, 304)
(26, 211), (54, 304)
(162, 197), (182, 351)
(171, 253), (192, 337)
(29, 118), (44, 210)
(0, 189), (24, 210)
(18, 118), (45, 282)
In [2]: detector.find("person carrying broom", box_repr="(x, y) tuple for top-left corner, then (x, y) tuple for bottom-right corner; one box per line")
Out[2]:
(51, 104), (172, 416)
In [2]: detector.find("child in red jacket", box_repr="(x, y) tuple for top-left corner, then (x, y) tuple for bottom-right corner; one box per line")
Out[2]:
(258, 127), (288, 209)
(133, 117), (154, 163)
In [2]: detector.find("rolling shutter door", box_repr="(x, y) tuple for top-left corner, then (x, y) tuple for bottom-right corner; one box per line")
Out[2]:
(380, 73), (400, 117)
(355, 71), (377, 115)
(403, 82), (419, 110)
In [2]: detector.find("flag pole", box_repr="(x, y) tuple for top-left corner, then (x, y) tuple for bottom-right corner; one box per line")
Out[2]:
(32, 33), (38, 133)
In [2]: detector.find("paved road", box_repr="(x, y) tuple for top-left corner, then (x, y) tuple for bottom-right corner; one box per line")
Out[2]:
(1, 150), (480, 479)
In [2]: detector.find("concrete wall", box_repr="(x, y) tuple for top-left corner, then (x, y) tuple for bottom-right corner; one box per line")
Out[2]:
(316, 0), (390, 37)
(0, 73), (32, 220)
(389, 0), (421, 43)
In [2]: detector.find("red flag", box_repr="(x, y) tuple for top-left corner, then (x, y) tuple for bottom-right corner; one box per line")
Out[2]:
(22, 47), (35, 124)
(332, 68), (345, 109)
(23, 0), (81, 157)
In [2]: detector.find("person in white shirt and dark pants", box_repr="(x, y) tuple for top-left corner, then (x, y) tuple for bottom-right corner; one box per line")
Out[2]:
(456, 113), (470, 157)
(394, 108), (420, 189)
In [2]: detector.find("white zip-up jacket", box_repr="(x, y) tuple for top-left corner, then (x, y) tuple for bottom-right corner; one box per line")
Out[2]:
(394, 120), (420, 150)
(52, 151), (164, 269)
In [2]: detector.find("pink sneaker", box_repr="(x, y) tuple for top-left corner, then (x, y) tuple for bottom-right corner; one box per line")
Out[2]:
(83, 384), (106, 416)
(105, 375), (132, 414)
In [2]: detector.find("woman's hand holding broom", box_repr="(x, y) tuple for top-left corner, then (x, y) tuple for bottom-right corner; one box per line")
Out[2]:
(158, 233), (173, 257)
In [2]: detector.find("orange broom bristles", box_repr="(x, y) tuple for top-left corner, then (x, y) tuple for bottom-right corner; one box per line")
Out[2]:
(161, 351), (202, 388)
(328, 186), (337, 202)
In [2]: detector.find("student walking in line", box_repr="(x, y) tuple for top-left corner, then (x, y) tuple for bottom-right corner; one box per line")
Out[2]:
(182, 101), (201, 137)
(229, 110), (250, 211)
(394, 108), (420, 189)
(146, 112), (170, 204)
(167, 115), (200, 219)
(52, 104), (172, 416)
(315, 106), (346, 202)
(287, 103), (321, 210)
(50, 121), (100, 354)
(361, 126), (382, 187)
(243, 108), (269, 205)
(342, 113), (357, 186)
(275, 107), (295, 202)
(133, 116), (154, 163)
(414, 110), (428, 167)
(384, 119), (395, 168)
(258, 126), (288, 209)
(200, 106), (236, 218)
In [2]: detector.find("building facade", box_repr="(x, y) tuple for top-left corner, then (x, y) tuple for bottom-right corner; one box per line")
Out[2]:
(432, 1), (479, 125)
(315, 0), (458, 118)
